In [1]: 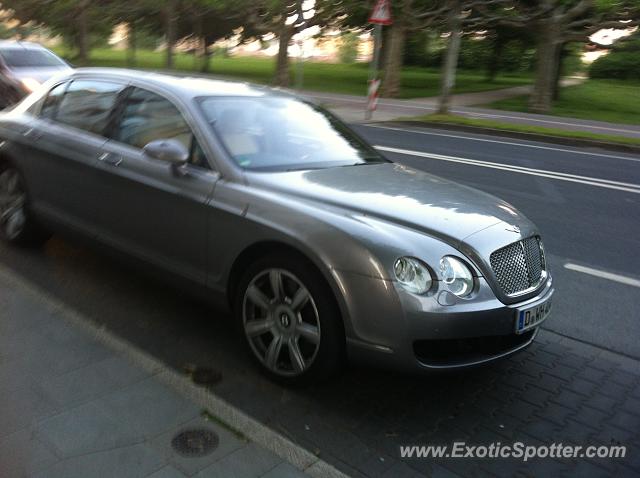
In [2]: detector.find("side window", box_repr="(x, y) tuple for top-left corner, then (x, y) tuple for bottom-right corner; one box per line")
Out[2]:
(40, 82), (68, 119)
(114, 87), (208, 168)
(191, 139), (208, 169)
(56, 80), (124, 136)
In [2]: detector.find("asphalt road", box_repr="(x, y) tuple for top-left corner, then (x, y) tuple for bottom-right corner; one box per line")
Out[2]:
(2, 125), (639, 477)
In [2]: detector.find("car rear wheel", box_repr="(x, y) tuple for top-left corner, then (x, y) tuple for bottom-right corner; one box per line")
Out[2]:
(235, 254), (345, 385)
(0, 164), (50, 246)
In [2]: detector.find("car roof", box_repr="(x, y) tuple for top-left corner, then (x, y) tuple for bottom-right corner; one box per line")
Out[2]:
(70, 67), (289, 100)
(0, 40), (50, 51)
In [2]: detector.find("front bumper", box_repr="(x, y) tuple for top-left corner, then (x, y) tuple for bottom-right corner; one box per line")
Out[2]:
(336, 269), (554, 372)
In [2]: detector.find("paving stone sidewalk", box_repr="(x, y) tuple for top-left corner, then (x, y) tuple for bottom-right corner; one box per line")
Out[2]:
(2, 254), (640, 478)
(0, 274), (308, 478)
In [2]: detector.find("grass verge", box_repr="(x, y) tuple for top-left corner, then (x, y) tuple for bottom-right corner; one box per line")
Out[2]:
(53, 47), (531, 99)
(407, 114), (640, 147)
(486, 79), (640, 126)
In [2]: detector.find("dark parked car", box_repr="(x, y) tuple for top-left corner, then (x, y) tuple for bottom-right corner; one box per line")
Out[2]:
(0, 41), (72, 108)
(0, 69), (553, 384)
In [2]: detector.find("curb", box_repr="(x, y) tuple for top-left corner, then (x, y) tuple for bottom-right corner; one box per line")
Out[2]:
(386, 121), (640, 155)
(0, 265), (348, 478)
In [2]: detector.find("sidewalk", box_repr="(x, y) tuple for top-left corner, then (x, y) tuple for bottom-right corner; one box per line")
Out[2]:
(298, 85), (640, 140)
(0, 271), (315, 478)
(162, 69), (640, 140)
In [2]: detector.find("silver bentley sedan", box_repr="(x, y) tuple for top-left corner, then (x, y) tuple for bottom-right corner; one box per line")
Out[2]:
(0, 69), (553, 384)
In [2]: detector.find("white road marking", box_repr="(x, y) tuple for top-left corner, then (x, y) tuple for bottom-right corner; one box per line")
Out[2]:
(364, 124), (640, 163)
(374, 145), (640, 194)
(564, 263), (640, 288)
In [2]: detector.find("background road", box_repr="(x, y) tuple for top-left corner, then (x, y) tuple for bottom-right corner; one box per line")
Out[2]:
(302, 90), (640, 139)
(1, 126), (639, 477)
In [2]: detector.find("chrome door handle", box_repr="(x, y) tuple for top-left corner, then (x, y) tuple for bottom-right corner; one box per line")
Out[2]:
(98, 152), (123, 167)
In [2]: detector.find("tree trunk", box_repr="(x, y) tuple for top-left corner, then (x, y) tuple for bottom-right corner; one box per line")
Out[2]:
(193, 15), (208, 71)
(127, 22), (137, 68)
(438, 1), (462, 115)
(381, 23), (406, 98)
(76, 3), (89, 65)
(529, 22), (561, 114)
(200, 41), (211, 73)
(165, 2), (177, 69)
(486, 35), (503, 82)
(275, 24), (293, 87)
(552, 43), (566, 101)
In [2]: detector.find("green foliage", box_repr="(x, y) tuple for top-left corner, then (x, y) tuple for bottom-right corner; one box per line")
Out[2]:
(590, 51), (640, 80)
(589, 35), (640, 80)
(458, 37), (492, 70)
(404, 31), (444, 68)
(497, 40), (535, 72)
(338, 32), (359, 64)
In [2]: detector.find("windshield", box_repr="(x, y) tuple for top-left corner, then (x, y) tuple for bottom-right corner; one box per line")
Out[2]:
(198, 96), (388, 171)
(0, 49), (67, 68)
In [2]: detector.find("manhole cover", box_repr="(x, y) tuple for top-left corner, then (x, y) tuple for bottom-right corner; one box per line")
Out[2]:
(171, 428), (219, 457)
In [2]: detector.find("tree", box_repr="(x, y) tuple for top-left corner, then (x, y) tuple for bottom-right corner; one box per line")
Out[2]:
(436, 0), (517, 114)
(338, 32), (360, 64)
(241, 0), (339, 87)
(177, 0), (242, 72)
(102, 0), (162, 67)
(483, 25), (534, 81)
(332, 0), (447, 98)
(485, 0), (640, 113)
(3, 0), (113, 64)
(98, 0), (240, 70)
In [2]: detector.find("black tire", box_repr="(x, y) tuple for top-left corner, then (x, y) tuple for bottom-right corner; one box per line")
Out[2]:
(234, 252), (345, 386)
(0, 162), (50, 247)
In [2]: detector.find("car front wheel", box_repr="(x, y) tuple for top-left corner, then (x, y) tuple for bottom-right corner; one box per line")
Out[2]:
(235, 254), (345, 385)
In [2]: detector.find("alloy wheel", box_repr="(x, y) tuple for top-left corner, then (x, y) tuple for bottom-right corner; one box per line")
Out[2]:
(242, 268), (321, 377)
(0, 168), (26, 240)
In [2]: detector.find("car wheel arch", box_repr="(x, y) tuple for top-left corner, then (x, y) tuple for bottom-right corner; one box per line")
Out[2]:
(226, 240), (349, 336)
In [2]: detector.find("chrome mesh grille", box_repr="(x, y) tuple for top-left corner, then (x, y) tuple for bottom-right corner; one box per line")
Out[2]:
(490, 236), (545, 296)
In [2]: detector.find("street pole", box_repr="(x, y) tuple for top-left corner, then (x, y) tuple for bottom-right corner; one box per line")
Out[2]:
(366, 23), (383, 120)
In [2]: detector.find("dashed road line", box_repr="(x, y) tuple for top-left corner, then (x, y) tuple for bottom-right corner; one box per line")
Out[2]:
(364, 124), (640, 163)
(564, 263), (640, 288)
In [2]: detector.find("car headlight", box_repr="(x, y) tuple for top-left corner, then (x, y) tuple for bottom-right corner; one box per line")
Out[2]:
(439, 256), (474, 297)
(20, 78), (41, 93)
(394, 257), (433, 294)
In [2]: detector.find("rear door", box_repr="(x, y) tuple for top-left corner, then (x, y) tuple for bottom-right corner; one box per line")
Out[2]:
(22, 79), (127, 235)
(94, 86), (217, 284)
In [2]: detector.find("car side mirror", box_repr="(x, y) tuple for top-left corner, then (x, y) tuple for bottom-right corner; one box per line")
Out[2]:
(143, 139), (189, 167)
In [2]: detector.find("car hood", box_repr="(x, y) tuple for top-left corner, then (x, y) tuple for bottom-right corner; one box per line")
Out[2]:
(9, 66), (72, 84)
(247, 162), (535, 248)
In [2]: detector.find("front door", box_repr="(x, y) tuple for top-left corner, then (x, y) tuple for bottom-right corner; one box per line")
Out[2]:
(94, 86), (217, 284)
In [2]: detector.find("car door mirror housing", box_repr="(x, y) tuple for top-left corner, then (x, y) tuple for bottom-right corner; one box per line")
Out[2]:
(143, 139), (189, 166)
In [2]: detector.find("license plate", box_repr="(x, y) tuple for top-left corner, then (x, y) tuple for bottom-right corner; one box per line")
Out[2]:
(515, 296), (552, 334)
